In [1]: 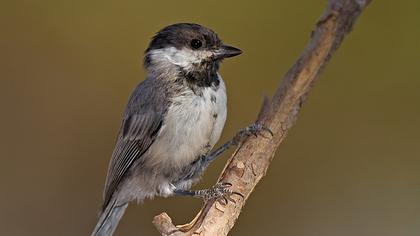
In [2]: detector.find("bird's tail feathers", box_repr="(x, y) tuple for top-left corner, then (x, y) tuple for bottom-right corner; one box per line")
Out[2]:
(91, 200), (128, 236)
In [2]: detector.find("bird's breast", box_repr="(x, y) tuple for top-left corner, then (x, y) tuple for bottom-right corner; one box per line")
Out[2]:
(146, 79), (227, 171)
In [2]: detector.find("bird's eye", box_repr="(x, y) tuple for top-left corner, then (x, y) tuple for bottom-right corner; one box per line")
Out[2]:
(190, 39), (202, 49)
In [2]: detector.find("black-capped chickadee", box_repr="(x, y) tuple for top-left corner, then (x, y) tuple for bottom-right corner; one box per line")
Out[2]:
(91, 23), (267, 236)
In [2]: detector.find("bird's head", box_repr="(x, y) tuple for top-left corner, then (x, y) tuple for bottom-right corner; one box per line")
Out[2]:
(144, 23), (242, 80)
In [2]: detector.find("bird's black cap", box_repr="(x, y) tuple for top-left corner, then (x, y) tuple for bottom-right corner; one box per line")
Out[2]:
(146, 23), (222, 52)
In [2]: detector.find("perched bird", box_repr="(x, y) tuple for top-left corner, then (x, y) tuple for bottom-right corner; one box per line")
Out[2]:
(91, 23), (266, 236)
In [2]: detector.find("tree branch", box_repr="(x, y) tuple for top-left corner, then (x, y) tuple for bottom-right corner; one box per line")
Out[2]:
(153, 0), (372, 235)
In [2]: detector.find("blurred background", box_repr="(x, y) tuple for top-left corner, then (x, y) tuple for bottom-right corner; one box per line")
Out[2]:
(1, 0), (420, 235)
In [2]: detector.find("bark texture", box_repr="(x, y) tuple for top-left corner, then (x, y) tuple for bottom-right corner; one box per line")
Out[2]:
(153, 0), (372, 235)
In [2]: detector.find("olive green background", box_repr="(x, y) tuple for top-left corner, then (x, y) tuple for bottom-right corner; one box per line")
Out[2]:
(1, 0), (419, 235)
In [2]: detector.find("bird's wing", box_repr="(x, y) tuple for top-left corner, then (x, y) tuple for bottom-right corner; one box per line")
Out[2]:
(101, 80), (167, 209)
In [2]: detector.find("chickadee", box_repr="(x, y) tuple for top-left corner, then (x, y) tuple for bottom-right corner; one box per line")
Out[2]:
(91, 23), (266, 236)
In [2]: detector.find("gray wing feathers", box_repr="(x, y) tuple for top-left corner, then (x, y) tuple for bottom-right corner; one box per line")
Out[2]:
(101, 78), (168, 210)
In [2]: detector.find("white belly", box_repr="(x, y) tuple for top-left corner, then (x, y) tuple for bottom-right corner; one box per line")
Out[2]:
(146, 78), (227, 171)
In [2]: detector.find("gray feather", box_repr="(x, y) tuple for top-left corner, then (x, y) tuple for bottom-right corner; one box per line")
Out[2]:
(91, 200), (128, 236)
(102, 77), (168, 210)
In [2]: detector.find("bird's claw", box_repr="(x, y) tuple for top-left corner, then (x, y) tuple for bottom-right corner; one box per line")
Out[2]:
(175, 183), (243, 232)
(200, 182), (243, 205)
(236, 123), (273, 144)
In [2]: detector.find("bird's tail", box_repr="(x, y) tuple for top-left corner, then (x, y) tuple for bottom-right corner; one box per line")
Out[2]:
(91, 200), (128, 236)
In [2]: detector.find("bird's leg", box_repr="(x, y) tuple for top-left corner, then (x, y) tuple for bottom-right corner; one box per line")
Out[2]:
(174, 183), (244, 232)
(174, 182), (243, 204)
(204, 123), (273, 163)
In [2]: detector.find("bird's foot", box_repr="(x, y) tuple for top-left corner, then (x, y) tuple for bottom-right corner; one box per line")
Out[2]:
(193, 182), (243, 205)
(174, 183), (242, 232)
(234, 123), (273, 145)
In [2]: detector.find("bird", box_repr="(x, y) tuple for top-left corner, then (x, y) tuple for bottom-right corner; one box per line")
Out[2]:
(91, 23), (268, 236)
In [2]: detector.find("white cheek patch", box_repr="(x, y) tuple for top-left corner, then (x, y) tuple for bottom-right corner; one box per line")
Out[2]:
(149, 47), (213, 70)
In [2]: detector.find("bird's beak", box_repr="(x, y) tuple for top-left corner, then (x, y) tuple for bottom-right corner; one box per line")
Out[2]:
(213, 45), (242, 59)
